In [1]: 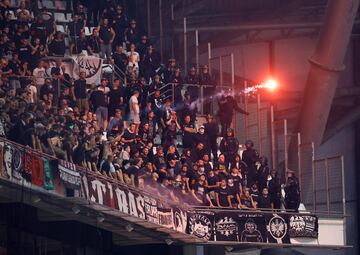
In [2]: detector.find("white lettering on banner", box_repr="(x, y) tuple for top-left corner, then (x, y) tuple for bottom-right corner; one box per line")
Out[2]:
(91, 180), (106, 204)
(115, 188), (129, 214)
(128, 191), (138, 217)
(81, 175), (89, 199)
(136, 195), (145, 219)
(107, 182), (114, 201)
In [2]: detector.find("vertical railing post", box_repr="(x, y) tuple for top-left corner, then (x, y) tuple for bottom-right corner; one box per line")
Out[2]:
(311, 142), (316, 212)
(231, 53), (235, 86)
(208, 42), (211, 74)
(195, 30), (199, 71)
(172, 84), (175, 104)
(270, 105), (276, 170)
(297, 132), (302, 199)
(170, 3), (175, 57)
(340, 155), (347, 244)
(284, 119), (288, 174)
(159, 0), (163, 62)
(219, 55), (223, 86)
(244, 80), (249, 140)
(257, 93), (262, 155)
(200, 86), (204, 115)
(183, 17), (187, 74)
(312, 160), (316, 212)
(147, 0), (151, 36)
(325, 158), (330, 214)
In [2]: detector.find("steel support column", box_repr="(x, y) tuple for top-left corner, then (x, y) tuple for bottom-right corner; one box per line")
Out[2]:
(295, 0), (359, 148)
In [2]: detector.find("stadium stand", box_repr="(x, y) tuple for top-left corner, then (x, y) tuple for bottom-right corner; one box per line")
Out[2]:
(0, 0), (300, 211)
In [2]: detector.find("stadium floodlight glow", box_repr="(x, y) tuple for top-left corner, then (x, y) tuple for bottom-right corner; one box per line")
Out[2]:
(264, 79), (278, 91)
(72, 205), (80, 215)
(125, 224), (134, 232)
(165, 239), (174, 245)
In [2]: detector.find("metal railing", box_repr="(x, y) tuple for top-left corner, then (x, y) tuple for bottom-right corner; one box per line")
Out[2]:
(148, 82), (220, 115)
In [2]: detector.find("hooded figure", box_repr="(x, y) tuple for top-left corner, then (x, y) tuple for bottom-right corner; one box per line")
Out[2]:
(257, 156), (270, 193)
(284, 170), (300, 211)
(217, 93), (248, 136)
(219, 128), (239, 167)
(268, 170), (282, 209)
(194, 125), (210, 154)
(242, 140), (259, 187)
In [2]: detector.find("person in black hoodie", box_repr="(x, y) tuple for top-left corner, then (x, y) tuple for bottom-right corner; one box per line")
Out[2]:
(169, 67), (183, 106)
(204, 114), (219, 160)
(268, 170), (282, 209)
(219, 128), (239, 168)
(185, 66), (200, 109)
(217, 92), (249, 136)
(194, 125), (210, 155)
(242, 140), (259, 188)
(191, 142), (205, 163)
(8, 112), (28, 145)
(257, 156), (270, 193)
(284, 169), (300, 211)
(199, 65), (214, 114)
(181, 114), (196, 149)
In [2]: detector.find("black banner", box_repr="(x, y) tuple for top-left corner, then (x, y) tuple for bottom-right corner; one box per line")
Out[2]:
(58, 160), (81, 189)
(288, 214), (318, 238)
(265, 214), (290, 243)
(238, 213), (267, 243)
(215, 212), (239, 241)
(187, 210), (215, 241)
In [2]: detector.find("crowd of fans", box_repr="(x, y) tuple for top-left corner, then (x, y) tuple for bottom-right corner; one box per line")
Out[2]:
(0, 0), (301, 211)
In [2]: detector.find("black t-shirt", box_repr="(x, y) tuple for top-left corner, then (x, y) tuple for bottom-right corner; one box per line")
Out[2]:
(257, 195), (272, 209)
(241, 197), (253, 208)
(72, 38), (88, 54)
(108, 88), (124, 110)
(228, 174), (242, 190)
(113, 52), (127, 71)
(49, 39), (66, 56)
(207, 175), (219, 191)
(73, 145), (85, 165)
(9, 60), (21, 75)
(250, 189), (259, 202)
(90, 90), (106, 109)
(22, 128), (35, 147)
(193, 182), (207, 201)
(182, 123), (195, 147)
(68, 21), (83, 37)
(154, 155), (166, 169)
(74, 79), (87, 99)
(40, 133), (51, 148)
(227, 185), (239, 204)
(101, 161), (111, 174)
(216, 186), (229, 207)
(122, 129), (136, 145)
(99, 25), (113, 44)
(166, 120), (177, 138)
(40, 84), (54, 100)
(18, 45), (31, 63)
(87, 36), (101, 53)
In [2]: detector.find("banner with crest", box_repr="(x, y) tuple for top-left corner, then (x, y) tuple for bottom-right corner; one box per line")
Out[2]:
(71, 55), (103, 85)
